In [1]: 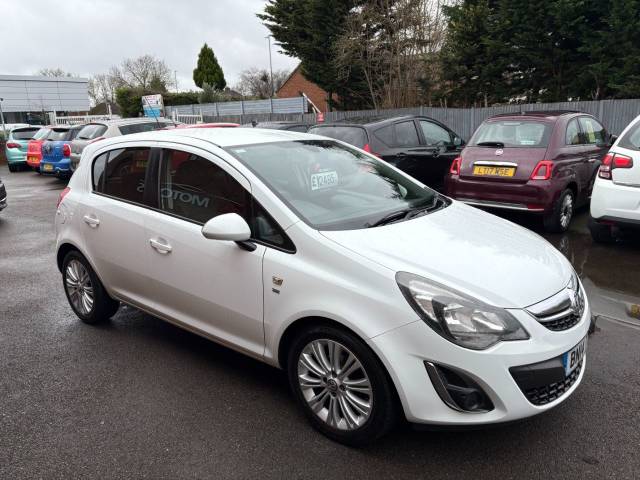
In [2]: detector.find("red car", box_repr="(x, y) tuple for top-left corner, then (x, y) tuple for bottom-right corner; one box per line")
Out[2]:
(26, 126), (53, 172)
(445, 111), (612, 232)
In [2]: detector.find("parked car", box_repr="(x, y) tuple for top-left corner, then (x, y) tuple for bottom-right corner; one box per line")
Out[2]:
(308, 116), (464, 191)
(243, 121), (310, 132)
(163, 122), (238, 129)
(4, 126), (41, 172)
(0, 172), (6, 212)
(446, 111), (612, 232)
(56, 128), (589, 445)
(26, 126), (53, 172)
(69, 118), (175, 171)
(40, 125), (84, 177)
(589, 114), (640, 242)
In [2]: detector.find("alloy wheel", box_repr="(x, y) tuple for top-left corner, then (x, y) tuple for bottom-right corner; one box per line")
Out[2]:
(560, 194), (574, 229)
(297, 339), (373, 431)
(65, 259), (94, 316)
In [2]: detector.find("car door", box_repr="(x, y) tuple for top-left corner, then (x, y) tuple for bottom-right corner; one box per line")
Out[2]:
(578, 116), (609, 194)
(417, 119), (463, 191)
(142, 146), (266, 357)
(79, 146), (158, 306)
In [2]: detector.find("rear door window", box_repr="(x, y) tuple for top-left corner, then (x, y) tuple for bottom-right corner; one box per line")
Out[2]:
(77, 124), (107, 140)
(101, 148), (154, 206)
(307, 126), (368, 148)
(419, 120), (452, 146)
(394, 121), (420, 147)
(471, 120), (552, 147)
(578, 117), (606, 145)
(373, 125), (394, 146)
(566, 119), (582, 145)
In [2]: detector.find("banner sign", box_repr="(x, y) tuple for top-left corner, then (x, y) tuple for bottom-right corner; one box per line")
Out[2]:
(142, 94), (164, 118)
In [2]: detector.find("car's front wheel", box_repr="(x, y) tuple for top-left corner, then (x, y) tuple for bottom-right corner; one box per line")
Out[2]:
(62, 251), (119, 324)
(287, 325), (397, 446)
(544, 189), (575, 233)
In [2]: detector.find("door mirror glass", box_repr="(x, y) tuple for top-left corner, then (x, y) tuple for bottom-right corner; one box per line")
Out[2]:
(202, 213), (251, 241)
(453, 136), (463, 147)
(609, 134), (618, 145)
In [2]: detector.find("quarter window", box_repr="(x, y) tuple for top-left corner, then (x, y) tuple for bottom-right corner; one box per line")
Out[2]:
(92, 152), (107, 190)
(419, 121), (452, 146)
(394, 121), (420, 147)
(578, 117), (606, 145)
(565, 119), (582, 145)
(101, 148), (153, 206)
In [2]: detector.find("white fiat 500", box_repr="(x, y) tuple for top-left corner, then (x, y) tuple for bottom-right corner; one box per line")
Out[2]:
(55, 128), (590, 445)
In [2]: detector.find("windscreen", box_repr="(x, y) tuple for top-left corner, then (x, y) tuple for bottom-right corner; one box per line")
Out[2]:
(471, 120), (552, 147)
(77, 124), (107, 140)
(308, 126), (368, 148)
(227, 140), (440, 231)
(32, 128), (50, 140)
(47, 129), (72, 141)
(10, 128), (39, 140)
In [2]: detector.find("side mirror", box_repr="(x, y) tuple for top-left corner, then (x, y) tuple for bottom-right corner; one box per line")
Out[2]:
(609, 134), (618, 145)
(201, 213), (251, 242)
(453, 136), (463, 147)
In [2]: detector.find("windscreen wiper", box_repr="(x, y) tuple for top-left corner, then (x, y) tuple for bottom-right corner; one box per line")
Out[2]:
(367, 196), (443, 228)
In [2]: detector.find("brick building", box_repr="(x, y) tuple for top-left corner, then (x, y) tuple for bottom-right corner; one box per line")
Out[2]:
(276, 64), (336, 113)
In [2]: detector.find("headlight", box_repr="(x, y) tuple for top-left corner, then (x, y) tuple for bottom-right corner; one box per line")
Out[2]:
(396, 272), (529, 350)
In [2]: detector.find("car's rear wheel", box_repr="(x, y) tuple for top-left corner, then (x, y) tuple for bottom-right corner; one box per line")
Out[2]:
(544, 189), (574, 233)
(8, 164), (17, 173)
(589, 216), (615, 243)
(62, 251), (119, 324)
(287, 325), (397, 446)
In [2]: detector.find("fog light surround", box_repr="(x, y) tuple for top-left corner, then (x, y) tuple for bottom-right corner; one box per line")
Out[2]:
(425, 361), (494, 413)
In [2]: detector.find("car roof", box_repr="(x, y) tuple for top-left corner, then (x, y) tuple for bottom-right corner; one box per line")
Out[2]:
(488, 110), (583, 121)
(94, 126), (321, 148)
(313, 115), (438, 127)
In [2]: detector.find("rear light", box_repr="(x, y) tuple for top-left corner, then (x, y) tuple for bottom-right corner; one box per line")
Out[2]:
(57, 187), (70, 208)
(530, 160), (553, 180)
(88, 136), (105, 144)
(62, 144), (71, 157)
(599, 152), (633, 179)
(450, 156), (462, 175)
(6, 142), (20, 149)
(362, 143), (381, 158)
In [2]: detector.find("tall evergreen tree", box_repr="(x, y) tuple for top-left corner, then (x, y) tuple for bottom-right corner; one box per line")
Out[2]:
(193, 43), (226, 90)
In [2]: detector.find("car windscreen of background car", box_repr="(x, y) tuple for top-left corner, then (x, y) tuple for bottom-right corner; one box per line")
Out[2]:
(32, 128), (50, 140)
(118, 122), (172, 135)
(77, 124), (108, 140)
(47, 129), (72, 141)
(471, 120), (551, 147)
(618, 120), (640, 150)
(307, 126), (368, 148)
(227, 140), (438, 230)
(11, 128), (39, 140)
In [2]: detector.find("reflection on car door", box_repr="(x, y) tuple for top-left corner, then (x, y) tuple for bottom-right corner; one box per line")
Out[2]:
(80, 147), (158, 306)
(142, 146), (266, 357)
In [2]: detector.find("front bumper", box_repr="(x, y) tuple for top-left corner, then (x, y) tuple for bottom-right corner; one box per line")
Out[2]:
(371, 294), (591, 425)
(446, 175), (557, 213)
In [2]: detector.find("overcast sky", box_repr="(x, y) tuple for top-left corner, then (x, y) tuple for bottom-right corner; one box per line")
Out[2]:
(3, 0), (299, 90)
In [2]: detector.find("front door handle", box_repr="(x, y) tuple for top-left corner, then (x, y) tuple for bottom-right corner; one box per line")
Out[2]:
(83, 214), (100, 228)
(149, 238), (172, 254)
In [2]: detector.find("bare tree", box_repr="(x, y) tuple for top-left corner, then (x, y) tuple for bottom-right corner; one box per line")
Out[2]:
(109, 54), (172, 91)
(88, 73), (119, 106)
(37, 68), (74, 77)
(334, 0), (448, 109)
(236, 68), (290, 98)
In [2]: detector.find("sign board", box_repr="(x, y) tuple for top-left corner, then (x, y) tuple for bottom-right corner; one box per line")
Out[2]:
(316, 112), (324, 123)
(142, 94), (164, 118)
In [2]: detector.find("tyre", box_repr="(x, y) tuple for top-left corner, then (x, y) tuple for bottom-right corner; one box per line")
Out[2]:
(544, 189), (575, 233)
(287, 325), (397, 446)
(8, 164), (17, 173)
(589, 216), (615, 244)
(62, 251), (119, 324)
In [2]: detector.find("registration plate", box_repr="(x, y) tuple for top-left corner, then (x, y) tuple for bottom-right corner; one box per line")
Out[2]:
(310, 170), (338, 191)
(562, 337), (587, 377)
(43, 164), (54, 171)
(28, 156), (38, 163)
(473, 165), (516, 177)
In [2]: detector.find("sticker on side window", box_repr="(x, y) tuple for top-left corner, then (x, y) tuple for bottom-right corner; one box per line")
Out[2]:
(310, 170), (338, 191)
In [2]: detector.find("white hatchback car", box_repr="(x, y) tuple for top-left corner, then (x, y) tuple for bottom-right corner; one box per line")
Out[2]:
(55, 128), (590, 445)
(590, 115), (640, 242)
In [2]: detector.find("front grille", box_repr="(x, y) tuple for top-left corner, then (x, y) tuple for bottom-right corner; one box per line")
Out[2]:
(519, 360), (583, 406)
(526, 275), (585, 332)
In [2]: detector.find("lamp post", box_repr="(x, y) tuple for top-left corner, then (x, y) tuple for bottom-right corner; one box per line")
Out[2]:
(0, 97), (6, 139)
(266, 35), (274, 98)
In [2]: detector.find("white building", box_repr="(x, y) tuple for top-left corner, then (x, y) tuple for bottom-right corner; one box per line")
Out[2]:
(0, 74), (90, 124)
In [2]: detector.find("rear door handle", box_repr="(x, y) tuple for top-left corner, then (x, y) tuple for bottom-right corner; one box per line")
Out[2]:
(83, 214), (100, 228)
(149, 238), (172, 254)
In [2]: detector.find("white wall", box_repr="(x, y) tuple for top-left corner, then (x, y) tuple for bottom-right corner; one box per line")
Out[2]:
(0, 75), (89, 113)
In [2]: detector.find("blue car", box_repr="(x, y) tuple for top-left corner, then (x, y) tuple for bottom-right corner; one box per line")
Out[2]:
(40, 125), (83, 177)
